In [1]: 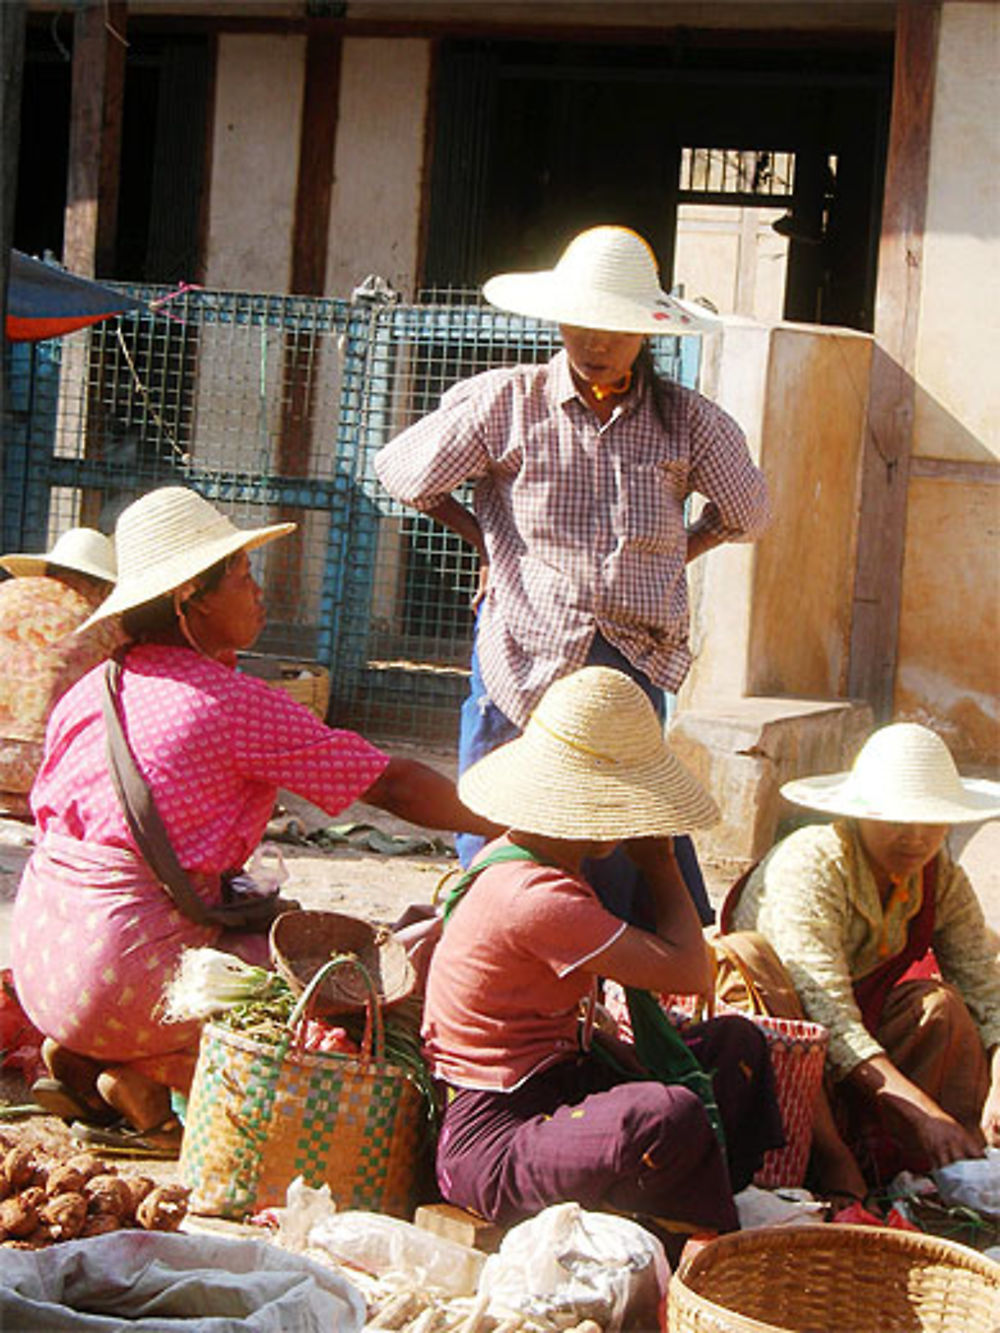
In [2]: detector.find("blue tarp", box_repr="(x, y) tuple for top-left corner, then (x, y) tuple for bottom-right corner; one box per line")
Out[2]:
(6, 250), (144, 341)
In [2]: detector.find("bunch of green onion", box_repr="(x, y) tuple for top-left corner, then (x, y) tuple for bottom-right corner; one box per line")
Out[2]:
(161, 947), (288, 1023)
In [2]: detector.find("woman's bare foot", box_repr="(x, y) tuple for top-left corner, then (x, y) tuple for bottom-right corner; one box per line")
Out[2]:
(40, 1038), (106, 1112)
(96, 1066), (171, 1132)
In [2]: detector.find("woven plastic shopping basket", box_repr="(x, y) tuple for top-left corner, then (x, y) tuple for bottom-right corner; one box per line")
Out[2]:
(179, 957), (424, 1220)
(668, 1223), (1000, 1333)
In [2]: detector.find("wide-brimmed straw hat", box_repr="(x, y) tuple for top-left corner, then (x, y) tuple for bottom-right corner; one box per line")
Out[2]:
(458, 666), (719, 840)
(482, 225), (722, 336)
(271, 910), (415, 1017)
(81, 486), (295, 628)
(781, 722), (1000, 825)
(0, 527), (117, 583)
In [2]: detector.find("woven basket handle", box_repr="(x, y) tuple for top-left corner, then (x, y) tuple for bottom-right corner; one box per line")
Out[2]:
(670, 941), (718, 1024)
(712, 937), (770, 1017)
(285, 953), (386, 1062)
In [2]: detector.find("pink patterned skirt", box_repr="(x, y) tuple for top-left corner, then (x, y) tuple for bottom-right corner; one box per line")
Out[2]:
(12, 832), (269, 1091)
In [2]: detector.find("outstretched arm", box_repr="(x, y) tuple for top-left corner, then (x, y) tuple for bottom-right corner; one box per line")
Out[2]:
(980, 1045), (1000, 1146)
(361, 755), (500, 839)
(848, 1052), (985, 1167)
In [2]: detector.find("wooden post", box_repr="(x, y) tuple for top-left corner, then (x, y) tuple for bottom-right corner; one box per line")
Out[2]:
(847, 0), (941, 717)
(0, 0), (27, 531)
(63, 0), (127, 277)
(274, 33), (342, 618)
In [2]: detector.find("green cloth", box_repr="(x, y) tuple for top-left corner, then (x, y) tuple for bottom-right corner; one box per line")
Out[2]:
(440, 842), (551, 923)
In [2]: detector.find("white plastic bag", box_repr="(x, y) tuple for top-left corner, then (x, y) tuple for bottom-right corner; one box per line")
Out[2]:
(478, 1202), (668, 1333)
(735, 1184), (827, 1229)
(0, 1230), (365, 1332)
(269, 1176), (484, 1297)
(933, 1147), (1000, 1216)
(309, 1211), (485, 1297)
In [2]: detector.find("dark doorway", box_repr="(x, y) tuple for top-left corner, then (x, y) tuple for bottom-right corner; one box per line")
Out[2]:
(16, 22), (211, 284)
(424, 35), (892, 333)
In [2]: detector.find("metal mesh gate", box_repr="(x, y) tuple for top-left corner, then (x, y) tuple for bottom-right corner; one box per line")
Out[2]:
(2, 283), (700, 744)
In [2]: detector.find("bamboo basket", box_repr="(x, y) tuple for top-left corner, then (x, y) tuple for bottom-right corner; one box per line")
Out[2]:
(667, 1224), (1000, 1333)
(237, 654), (330, 720)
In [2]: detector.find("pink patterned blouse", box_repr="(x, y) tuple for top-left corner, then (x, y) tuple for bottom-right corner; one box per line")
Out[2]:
(14, 643), (390, 1087)
(32, 642), (389, 873)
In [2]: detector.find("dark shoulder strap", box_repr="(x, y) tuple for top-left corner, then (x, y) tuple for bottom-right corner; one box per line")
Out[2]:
(440, 843), (549, 924)
(101, 658), (215, 928)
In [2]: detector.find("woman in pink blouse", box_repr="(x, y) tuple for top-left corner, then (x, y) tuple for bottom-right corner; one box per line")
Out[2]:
(13, 487), (498, 1146)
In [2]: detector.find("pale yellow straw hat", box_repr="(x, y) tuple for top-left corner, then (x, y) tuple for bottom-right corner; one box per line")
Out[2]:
(458, 666), (719, 839)
(0, 527), (116, 582)
(483, 225), (721, 336)
(81, 486), (295, 629)
(781, 722), (1000, 825)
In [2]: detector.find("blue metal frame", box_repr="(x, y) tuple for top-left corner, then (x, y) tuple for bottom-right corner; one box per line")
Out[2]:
(2, 284), (702, 734)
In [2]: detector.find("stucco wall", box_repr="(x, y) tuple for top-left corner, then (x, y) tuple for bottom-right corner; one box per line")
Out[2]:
(325, 38), (431, 298)
(682, 321), (870, 710)
(913, 3), (999, 465)
(894, 2), (1000, 762)
(748, 325), (870, 698)
(896, 475), (1000, 764)
(204, 34), (306, 292)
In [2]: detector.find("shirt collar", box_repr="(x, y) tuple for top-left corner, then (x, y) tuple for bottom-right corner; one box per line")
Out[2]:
(839, 820), (923, 928)
(547, 348), (643, 418)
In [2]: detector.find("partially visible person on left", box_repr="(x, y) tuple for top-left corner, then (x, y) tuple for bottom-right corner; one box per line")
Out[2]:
(12, 486), (501, 1154)
(0, 528), (118, 818)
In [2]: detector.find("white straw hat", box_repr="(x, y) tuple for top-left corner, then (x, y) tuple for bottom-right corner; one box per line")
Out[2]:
(0, 527), (117, 583)
(458, 666), (719, 840)
(81, 486), (295, 628)
(781, 722), (1000, 825)
(482, 225), (722, 336)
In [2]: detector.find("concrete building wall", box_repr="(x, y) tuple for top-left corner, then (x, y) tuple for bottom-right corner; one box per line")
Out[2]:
(894, 2), (1000, 762)
(912, 3), (999, 464)
(204, 34), (306, 292)
(325, 38), (431, 299)
(681, 320), (870, 712)
(674, 204), (789, 322)
(896, 475), (999, 764)
(748, 326), (870, 699)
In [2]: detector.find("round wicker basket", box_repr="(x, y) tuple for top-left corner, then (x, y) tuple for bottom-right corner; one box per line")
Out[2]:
(270, 909), (416, 1016)
(667, 1224), (1000, 1333)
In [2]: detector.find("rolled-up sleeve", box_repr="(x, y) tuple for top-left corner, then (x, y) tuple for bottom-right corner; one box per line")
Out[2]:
(375, 375), (495, 511)
(933, 858), (1000, 1054)
(686, 394), (770, 542)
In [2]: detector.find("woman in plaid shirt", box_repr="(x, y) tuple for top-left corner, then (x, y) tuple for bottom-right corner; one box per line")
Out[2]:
(376, 226), (769, 928)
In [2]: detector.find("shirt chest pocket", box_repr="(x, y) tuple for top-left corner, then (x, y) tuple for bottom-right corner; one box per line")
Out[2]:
(617, 461), (687, 553)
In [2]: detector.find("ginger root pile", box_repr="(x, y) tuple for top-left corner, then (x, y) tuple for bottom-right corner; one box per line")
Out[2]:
(0, 1135), (189, 1249)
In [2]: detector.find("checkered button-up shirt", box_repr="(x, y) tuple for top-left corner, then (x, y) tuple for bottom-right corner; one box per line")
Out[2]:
(375, 350), (768, 728)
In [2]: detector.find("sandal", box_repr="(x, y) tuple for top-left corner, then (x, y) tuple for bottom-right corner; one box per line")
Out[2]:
(30, 1078), (117, 1126)
(69, 1117), (184, 1160)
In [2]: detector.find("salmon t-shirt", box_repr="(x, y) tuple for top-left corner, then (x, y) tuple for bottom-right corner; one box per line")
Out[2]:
(422, 841), (627, 1090)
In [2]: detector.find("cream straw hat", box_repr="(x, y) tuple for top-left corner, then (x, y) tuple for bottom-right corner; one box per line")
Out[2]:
(781, 722), (1000, 825)
(81, 486), (295, 629)
(482, 225), (722, 336)
(0, 527), (117, 583)
(458, 666), (719, 840)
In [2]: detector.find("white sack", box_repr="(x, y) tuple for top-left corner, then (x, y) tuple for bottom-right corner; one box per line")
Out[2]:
(0, 1230), (365, 1332)
(478, 1202), (668, 1333)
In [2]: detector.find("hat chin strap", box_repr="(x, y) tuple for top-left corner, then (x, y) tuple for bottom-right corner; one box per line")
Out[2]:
(174, 585), (211, 658)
